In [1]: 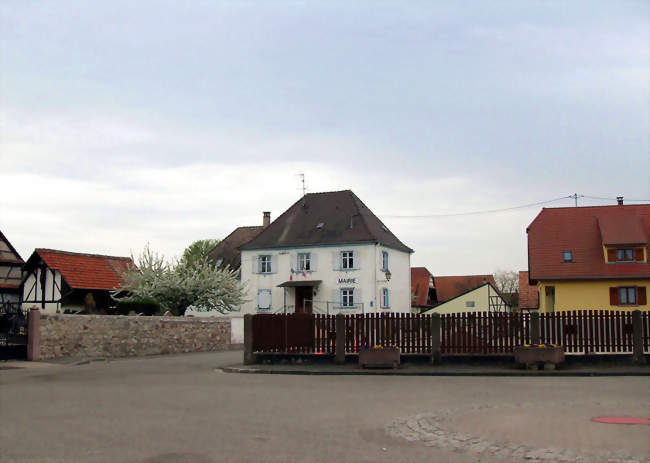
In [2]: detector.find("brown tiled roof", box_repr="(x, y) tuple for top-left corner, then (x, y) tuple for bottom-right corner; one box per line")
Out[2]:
(411, 267), (435, 307)
(518, 271), (539, 309)
(597, 214), (647, 245)
(207, 226), (264, 269)
(434, 275), (496, 303)
(527, 204), (650, 281)
(28, 249), (134, 290)
(240, 190), (413, 253)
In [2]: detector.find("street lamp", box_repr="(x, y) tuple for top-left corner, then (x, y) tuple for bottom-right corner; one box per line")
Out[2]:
(385, 269), (391, 281)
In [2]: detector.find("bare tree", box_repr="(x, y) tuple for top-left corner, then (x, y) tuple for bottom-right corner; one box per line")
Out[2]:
(493, 269), (519, 307)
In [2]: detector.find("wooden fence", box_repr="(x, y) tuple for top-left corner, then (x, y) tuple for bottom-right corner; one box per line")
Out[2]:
(251, 311), (649, 355)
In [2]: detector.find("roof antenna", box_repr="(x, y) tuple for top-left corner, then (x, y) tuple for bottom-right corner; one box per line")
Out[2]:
(298, 173), (307, 197)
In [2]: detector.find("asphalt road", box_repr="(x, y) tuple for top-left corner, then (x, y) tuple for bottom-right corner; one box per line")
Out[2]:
(1, 351), (648, 463)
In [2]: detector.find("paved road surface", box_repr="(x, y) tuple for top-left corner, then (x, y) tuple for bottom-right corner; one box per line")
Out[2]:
(1, 351), (648, 462)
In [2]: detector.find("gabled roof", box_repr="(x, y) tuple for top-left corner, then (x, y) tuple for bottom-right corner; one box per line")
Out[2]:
(433, 275), (496, 303)
(411, 267), (435, 307)
(25, 249), (134, 290)
(422, 281), (509, 314)
(527, 204), (650, 281)
(0, 230), (24, 264)
(518, 271), (539, 309)
(207, 226), (264, 269)
(240, 190), (413, 253)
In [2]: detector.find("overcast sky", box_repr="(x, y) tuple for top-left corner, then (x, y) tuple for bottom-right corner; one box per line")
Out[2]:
(1, 1), (648, 276)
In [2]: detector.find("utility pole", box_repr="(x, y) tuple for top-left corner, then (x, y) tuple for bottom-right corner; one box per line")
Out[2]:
(570, 193), (583, 207)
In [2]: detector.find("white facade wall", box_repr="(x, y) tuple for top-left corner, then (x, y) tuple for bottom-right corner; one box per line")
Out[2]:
(21, 268), (63, 314)
(240, 243), (411, 314)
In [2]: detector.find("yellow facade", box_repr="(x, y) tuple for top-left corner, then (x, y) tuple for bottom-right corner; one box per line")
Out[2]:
(537, 279), (650, 313)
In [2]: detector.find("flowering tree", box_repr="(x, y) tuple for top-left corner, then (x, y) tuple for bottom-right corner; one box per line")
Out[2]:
(117, 245), (246, 316)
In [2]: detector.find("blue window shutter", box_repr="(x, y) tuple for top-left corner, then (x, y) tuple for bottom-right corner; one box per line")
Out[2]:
(255, 256), (261, 274)
(309, 252), (316, 271)
(352, 250), (360, 270)
(354, 287), (362, 309)
(332, 251), (340, 270)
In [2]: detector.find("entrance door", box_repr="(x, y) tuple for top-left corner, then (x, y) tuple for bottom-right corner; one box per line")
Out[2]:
(545, 286), (555, 313)
(295, 286), (313, 314)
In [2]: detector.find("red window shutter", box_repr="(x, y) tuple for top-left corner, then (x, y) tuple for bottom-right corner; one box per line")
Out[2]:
(634, 248), (644, 261)
(609, 287), (618, 305)
(638, 287), (647, 305)
(607, 249), (617, 262)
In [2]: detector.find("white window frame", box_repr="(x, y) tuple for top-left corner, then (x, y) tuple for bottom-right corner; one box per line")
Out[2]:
(298, 252), (311, 272)
(341, 251), (354, 270)
(258, 255), (272, 274)
(381, 288), (390, 309)
(257, 289), (272, 311)
(618, 287), (636, 305)
(341, 288), (355, 308)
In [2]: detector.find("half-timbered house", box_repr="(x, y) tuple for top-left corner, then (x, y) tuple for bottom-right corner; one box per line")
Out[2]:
(0, 231), (24, 304)
(21, 249), (134, 314)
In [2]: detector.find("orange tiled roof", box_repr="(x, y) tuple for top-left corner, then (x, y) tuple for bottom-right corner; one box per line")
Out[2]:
(411, 267), (434, 307)
(518, 271), (539, 309)
(527, 204), (650, 281)
(35, 249), (134, 290)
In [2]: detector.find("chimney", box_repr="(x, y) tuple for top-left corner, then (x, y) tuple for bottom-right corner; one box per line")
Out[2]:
(263, 211), (271, 228)
(616, 196), (624, 206)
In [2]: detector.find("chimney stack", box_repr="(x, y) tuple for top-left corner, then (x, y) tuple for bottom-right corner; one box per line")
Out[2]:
(616, 196), (624, 206)
(263, 211), (271, 228)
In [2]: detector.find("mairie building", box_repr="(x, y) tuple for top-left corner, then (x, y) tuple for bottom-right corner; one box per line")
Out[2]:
(239, 190), (413, 314)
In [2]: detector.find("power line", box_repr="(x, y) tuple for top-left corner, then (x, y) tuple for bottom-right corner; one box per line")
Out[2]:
(382, 195), (573, 218)
(382, 193), (650, 219)
(582, 195), (650, 202)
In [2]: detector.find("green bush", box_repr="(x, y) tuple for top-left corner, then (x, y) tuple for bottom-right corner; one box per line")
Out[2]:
(115, 297), (161, 316)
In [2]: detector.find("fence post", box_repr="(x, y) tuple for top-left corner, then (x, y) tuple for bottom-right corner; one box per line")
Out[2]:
(27, 307), (41, 361)
(431, 314), (441, 365)
(530, 311), (540, 345)
(631, 310), (645, 364)
(335, 313), (345, 364)
(243, 314), (256, 365)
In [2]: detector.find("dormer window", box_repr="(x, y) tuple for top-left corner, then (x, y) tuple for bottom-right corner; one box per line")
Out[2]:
(562, 250), (573, 262)
(606, 247), (645, 263)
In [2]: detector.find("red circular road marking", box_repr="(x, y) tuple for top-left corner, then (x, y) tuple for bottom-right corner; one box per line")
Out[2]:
(591, 416), (650, 425)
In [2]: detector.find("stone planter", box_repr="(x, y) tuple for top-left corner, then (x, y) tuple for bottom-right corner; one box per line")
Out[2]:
(359, 347), (400, 369)
(514, 345), (565, 369)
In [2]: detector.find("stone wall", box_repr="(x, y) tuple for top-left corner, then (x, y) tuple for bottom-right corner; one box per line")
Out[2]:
(38, 314), (232, 359)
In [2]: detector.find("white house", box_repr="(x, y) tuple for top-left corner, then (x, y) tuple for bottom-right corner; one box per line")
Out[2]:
(239, 190), (413, 314)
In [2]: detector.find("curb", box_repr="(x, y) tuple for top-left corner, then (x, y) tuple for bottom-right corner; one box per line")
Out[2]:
(220, 365), (650, 377)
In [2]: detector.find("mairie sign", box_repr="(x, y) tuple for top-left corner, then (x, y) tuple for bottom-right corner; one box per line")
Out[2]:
(337, 278), (357, 284)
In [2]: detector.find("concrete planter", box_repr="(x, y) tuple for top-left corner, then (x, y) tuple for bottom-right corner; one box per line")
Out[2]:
(514, 345), (565, 369)
(359, 347), (400, 369)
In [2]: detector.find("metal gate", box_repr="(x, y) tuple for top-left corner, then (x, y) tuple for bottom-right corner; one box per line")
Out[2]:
(0, 303), (28, 360)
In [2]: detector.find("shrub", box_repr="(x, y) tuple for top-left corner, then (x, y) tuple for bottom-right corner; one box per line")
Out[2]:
(115, 297), (161, 316)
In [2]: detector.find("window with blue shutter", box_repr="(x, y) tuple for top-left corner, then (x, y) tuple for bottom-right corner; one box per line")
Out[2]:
(257, 289), (272, 310)
(382, 251), (389, 271)
(381, 288), (390, 308)
(258, 255), (272, 273)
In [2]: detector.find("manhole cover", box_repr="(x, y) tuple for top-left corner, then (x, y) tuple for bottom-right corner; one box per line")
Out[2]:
(591, 416), (650, 425)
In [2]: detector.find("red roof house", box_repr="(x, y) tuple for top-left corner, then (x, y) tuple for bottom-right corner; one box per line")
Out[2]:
(527, 203), (649, 312)
(411, 267), (436, 308)
(21, 249), (134, 313)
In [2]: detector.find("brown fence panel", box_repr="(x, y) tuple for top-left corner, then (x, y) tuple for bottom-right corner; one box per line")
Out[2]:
(252, 314), (285, 352)
(641, 312), (650, 352)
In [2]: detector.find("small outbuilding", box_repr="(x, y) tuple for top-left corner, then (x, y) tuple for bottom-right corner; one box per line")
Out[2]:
(0, 231), (24, 305)
(21, 249), (134, 314)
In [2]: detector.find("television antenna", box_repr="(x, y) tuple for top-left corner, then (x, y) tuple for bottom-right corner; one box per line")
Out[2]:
(297, 173), (307, 197)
